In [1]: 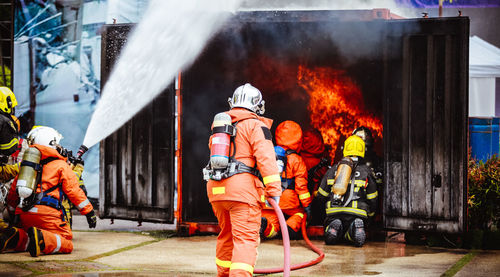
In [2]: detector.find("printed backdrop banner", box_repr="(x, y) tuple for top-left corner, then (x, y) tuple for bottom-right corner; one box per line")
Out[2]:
(13, 0), (148, 199)
(395, 0), (500, 8)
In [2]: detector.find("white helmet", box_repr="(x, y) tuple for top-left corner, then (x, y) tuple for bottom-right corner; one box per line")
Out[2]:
(27, 126), (63, 149)
(228, 83), (265, 115)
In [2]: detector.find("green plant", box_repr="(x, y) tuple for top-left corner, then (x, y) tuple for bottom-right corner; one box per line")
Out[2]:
(468, 153), (500, 231)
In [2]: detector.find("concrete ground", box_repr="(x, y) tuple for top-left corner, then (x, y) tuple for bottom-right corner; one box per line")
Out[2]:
(0, 215), (499, 276)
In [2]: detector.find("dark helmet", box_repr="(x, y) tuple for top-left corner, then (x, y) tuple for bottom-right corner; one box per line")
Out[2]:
(352, 126), (373, 149)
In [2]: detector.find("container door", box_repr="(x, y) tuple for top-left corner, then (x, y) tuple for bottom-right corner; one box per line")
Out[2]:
(383, 17), (469, 233)
(99, 24), (176, 223)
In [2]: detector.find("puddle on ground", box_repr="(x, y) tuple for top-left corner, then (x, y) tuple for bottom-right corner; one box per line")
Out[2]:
(304, 239), (467, 276)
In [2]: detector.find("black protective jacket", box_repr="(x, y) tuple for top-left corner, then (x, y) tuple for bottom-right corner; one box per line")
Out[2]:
(0, 113), (19, 157)
(317, 161), (378, 219)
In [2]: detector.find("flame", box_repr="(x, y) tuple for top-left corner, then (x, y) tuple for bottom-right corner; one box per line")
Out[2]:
(298, 65), (382, 160)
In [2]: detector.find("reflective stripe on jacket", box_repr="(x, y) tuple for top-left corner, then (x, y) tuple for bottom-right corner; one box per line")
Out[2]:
(279, 152), (310, 209)
(0, 163), (19, 182)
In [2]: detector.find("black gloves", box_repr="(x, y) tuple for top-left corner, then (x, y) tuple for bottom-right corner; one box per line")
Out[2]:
(304, 206), (312, 220)
(86, 210), (97, 228)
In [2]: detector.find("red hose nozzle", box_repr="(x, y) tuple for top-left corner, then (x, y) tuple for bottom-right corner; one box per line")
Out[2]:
(77, 145), (88, 159)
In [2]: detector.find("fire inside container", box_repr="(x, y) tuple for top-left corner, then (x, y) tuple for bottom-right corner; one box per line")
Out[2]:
(182, 11), (393, 222)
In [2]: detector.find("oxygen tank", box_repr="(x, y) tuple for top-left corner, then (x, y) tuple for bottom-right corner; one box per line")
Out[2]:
(331, 157), (354, 203)
(17, 147), (41, 207)
(210, 112), (232, 169)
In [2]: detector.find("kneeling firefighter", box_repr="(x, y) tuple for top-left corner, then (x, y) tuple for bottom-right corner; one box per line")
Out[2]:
(0, 126), (96, 256)
(299, 128), (330, 226)
(316, 135), (378, 247)
(0, 87), (20, 229)
(352, 126), (383, 227)
(261, 120), (311, 240)
(204, 83), (281, 277)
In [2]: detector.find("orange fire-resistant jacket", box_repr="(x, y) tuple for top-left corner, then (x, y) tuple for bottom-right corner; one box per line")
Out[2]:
(300, 128), (326, 170)
(7, 144), (94, 217)
(206, 108), (282, 206)
(275, 120), (311, 209)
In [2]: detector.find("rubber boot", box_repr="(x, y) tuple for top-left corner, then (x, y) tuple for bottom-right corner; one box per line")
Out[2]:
(347, 218), (366, 247)
(27, 227), (45, 257)
(324, 219), (342, 245)
(0, 227), (19, 253)
(260, 217), (268, 238)
(287, 225), (302, 240)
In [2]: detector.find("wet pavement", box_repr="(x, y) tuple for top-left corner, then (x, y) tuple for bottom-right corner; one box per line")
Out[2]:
(0, 215), (498, 276)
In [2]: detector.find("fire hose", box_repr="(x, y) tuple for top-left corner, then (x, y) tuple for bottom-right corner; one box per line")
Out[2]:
(254, 198), (325, 276)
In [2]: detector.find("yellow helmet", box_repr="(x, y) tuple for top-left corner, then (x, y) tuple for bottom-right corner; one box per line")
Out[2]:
(0, 86), (17, 114)
(343, 135), (365, 158)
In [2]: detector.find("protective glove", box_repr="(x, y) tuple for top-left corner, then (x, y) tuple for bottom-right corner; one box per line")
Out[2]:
(86, 210), (97, 228)
(304, 205), (312, 220)
(265, 196), (280, 207)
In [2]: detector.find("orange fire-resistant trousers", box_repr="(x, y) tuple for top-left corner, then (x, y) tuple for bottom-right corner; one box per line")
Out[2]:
(13, 211), (73, 254)
(211, 201), (261, 277)
(261, 207), (304, 238)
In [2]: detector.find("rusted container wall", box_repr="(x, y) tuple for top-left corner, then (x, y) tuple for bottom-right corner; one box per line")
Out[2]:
(99, 24), (176, 223)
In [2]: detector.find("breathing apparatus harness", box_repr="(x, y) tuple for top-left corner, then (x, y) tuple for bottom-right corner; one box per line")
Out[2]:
(18, 145), (88, 223)
(276, 148), (298, 191)
(19, 156), (67, 221)
(330, 159), (360, 207)
(203, 119), (260, 181)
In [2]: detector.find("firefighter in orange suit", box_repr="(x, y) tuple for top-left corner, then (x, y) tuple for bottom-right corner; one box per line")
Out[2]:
(0, 126), (96, 257)
(261, 120), (311, 239)
(300, 128), (330, 195)
(205, 83), (281, 277)
(316, 135), (378, 247)
(299, 128), (330, 225)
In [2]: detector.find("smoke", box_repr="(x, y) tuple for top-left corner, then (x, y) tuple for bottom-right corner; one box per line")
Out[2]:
(83, 0), (241, 148)
(239, 0), (420, 18)
(233, 0), (421, 64)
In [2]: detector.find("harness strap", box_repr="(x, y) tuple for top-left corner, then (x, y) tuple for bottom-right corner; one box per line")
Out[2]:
(36, 183), (67, 221)
(280, 149), (297, 191)
(282, 178), (295, 191)
(38, 195), (62, 210)
(43, 183), (61, 194)
(226, 160), (260, 178)
(212, 125), (236, 136)
(20, 160), (42, 171)
(40, 157), (59, 165)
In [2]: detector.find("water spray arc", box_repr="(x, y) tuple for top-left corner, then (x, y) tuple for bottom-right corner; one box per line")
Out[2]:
(83, 0), (241, 148)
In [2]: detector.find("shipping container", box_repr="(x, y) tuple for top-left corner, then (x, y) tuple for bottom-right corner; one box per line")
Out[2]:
(100, 10), (469, 234)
